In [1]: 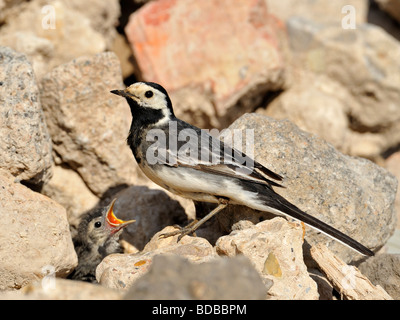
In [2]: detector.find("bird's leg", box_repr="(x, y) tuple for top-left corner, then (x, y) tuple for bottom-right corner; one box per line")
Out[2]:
(169, 219), (198, 230)
(160, 198), (229, 242)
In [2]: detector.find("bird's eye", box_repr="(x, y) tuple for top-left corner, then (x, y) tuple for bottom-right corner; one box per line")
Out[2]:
(94, 221), (102, 228)
(145, 91), (154, 98)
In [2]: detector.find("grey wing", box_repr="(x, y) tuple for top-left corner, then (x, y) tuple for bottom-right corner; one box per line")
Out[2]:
(154, 120), (284, 188)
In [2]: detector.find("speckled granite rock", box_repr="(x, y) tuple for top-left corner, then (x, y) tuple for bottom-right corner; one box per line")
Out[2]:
(0, 46), (52, 186)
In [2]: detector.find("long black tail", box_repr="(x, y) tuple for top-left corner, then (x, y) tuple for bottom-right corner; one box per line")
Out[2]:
(245, 182), (374, 257)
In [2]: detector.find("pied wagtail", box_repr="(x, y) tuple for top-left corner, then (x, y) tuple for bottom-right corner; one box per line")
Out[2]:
(69, 199), (135, 282)
(111, 82), (374, 257)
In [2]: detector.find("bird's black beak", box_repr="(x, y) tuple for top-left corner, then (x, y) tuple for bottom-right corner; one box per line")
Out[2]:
(111, 89), (129, 98)
(104, 199), (136, 234)
(111, 89), (140, 101)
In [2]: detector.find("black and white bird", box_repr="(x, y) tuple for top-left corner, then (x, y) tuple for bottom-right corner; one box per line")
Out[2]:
(69, 199), (135, 282)
(111, 82), (374, 257)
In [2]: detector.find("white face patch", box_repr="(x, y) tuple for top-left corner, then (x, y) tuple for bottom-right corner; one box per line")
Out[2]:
(125, 82), (170, 112)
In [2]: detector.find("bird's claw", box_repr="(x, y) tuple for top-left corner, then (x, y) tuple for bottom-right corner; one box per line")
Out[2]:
(159, 220), (198, 242)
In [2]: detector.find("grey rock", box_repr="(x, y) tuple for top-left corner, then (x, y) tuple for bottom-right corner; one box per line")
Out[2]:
(0, 46), (53, 186)
(226, 114), (397, 263)
(358, 253), (400, 300)
(124, 255), (268, 300)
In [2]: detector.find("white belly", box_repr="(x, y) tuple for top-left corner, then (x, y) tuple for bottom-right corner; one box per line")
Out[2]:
(139, 163), (260, 205)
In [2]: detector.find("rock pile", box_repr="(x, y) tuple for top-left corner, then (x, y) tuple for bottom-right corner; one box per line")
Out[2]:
(0, 0), (399, 300)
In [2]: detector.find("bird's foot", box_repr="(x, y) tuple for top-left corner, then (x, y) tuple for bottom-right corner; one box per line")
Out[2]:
(160, 200), (229, 242)
(159, 220), (198, 242)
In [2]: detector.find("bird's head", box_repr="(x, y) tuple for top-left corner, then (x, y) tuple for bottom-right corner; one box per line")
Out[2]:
(111, 82), (175, 122)
(78, 199), (135, 247)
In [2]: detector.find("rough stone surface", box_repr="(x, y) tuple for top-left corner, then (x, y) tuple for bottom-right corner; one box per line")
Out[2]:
(216, 217), (319, 300)
(227, 114), (398, 263)
(124, 255), (268, 300)
(0, 46), (53, 186)
(96, 226), (217, 290)
(40, 52), (143, 197)
(0, 170), (77, 291)
(125, 0), (286, 128)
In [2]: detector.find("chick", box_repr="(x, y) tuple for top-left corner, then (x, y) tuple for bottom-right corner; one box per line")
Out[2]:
(69, 199), (135, 282)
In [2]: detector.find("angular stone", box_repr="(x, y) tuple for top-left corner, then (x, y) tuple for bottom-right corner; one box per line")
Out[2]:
(227, 114), (397, 263)
(125, 0), (286, 128)
(0, 170), (77, 291)
(40, 52), (142, 197)
(0, 46), (53, 186)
